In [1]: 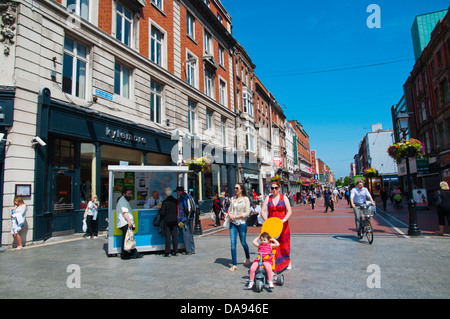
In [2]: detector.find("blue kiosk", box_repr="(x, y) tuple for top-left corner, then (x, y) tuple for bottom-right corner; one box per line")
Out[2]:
(107, 165), (189, 255)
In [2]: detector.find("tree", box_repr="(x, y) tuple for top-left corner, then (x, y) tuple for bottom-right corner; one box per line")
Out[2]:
(343, 176), (350, 186)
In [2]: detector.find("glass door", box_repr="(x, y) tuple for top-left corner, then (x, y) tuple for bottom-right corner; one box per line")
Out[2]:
(51, 169), (77, 235)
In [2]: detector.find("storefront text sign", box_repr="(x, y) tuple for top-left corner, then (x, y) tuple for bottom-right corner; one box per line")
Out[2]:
(106, 127), (147, 145)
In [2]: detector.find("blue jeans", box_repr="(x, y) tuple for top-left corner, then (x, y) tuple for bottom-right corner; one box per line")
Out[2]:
(229, 222), (250, 266)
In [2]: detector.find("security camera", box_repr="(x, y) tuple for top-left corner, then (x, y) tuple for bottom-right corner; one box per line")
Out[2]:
(31, 136), (47, 146)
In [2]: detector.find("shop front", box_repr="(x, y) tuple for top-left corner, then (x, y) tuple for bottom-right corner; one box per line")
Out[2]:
(33, 88), (176, 241)
(0, 87), (15, 246)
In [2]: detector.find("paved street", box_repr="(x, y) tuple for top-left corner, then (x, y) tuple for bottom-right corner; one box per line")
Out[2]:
(0, 199), (449, 299)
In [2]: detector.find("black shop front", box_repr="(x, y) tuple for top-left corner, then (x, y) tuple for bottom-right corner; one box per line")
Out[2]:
(33, 88), (176, 241)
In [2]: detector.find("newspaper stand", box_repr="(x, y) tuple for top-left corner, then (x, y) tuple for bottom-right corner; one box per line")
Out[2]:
(107, 165), (189, 255)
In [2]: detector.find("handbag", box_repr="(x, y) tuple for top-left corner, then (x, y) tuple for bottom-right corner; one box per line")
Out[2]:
(123, 228), (136, 251)
(153, 211), (162, 226)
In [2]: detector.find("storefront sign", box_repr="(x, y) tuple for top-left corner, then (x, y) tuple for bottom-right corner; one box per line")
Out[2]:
(243, 173), (259, 180)
(106, 127), (147, 145)
(273, 157), (283, 167)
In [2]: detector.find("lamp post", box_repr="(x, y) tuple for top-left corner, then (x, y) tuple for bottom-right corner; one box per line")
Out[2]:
(397, 112), (421, 236)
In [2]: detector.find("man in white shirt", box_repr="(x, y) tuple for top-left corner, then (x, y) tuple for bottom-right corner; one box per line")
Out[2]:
(350, 181), (375, 236)
(144, 191), (163, 209)
(116, 189), (143, 260)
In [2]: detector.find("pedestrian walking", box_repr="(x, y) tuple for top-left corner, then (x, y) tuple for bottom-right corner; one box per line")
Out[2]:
(324, 189), (334, 212)
(160, 187), (178, 257)
(261, 180), (292, 272)
(380, 187), (388, 211)
(309, 191), (316, 210)
(433, 181), (450, 236)
(116, 189), (143, 260)
(212, 194), (222, 227)
(83, 194), (99, 238)
(227, 183), (251, 272)
(11, 196), (27, 250)
(176, 186), (196, 255)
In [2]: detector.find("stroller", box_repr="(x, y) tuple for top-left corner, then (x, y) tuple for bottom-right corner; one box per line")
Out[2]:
(393, 194), (403, 209)
(250, 218), (285, 293)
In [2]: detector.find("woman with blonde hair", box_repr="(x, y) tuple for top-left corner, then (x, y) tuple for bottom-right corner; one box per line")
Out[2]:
(434, 182), (450, 236)
(11, 197), (27, 250)
(83, 194), (99, 238)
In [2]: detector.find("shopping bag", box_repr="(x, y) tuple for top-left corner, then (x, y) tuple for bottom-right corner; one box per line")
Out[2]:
(82, 219), (87, 232)
(123, 228), (136, 251)
(223, 215), (230, 228)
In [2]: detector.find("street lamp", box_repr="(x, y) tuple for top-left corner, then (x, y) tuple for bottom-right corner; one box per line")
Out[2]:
(397, 112), (421, 236)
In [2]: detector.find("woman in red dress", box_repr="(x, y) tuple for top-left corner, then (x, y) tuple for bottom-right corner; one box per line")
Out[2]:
(261, 181), (292, 272)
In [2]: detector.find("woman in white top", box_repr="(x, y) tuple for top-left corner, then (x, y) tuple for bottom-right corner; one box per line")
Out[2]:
(83, 194), (99, 238)
(226, 183), (251, 272)
(11, 197), (27, 250)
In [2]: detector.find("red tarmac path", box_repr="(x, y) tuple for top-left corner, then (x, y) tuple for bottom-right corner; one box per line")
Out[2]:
(199, 196), (448, 238)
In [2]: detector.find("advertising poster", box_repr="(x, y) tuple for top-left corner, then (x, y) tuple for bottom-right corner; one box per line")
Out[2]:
(412, 188), (428, 206)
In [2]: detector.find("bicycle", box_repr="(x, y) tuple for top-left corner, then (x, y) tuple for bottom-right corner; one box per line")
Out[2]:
(357, 202), (375, 244)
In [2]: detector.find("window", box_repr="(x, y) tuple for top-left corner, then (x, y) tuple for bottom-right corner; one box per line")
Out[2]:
(441, 79), (449, 104)
(219, 79), (227, 106)
(206, 109), (213, 131)
(187, 12), (195, 39)
(218, 46), (224, 66)
(151, 0), (162, 10)
(116, 3), (133, 46)
(204, 30), (212, 54)
(246, 127), (255, 152)
(186, 53), (197, 87)
(204, 70), (213, 98)
(63, 37), (87, 99)
(188, 101), (196, 134)
(67, 0), (89, 20)
(114, 62), (130, 98)
(438, 122), (445, 147)
(420, 102), (427, 122)
(150, 81), (162, 124)
(150, 26), (163, 66)
(221, 118), (226, 146)
(435, 88), (441, 110)
(243, 92), (253, 116)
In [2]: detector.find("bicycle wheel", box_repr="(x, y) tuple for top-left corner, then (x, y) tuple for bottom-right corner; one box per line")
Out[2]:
(365, 219), (373, 244)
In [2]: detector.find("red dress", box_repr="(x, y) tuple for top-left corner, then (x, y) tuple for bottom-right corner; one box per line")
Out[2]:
(267, 194), (291, 272)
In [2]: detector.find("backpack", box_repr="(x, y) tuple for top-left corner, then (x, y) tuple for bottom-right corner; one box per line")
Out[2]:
(185, 195), (197, 219)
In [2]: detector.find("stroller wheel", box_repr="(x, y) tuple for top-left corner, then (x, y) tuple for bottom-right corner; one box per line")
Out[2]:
(255, 279), (263, 293)
(277, 274), (285, 286)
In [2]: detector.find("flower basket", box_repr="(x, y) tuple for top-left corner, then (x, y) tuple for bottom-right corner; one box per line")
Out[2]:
(364, 168), (378, 178)
(387, 139), (425, 163)
(185, 156), (211, 174)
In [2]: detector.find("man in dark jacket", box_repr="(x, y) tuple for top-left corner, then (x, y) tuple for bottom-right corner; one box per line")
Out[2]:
(324, 189), (334, 213)
(160, 187), (178, 257)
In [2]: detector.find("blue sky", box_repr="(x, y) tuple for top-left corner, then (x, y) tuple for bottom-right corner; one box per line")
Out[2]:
(221, 0), (449, 178)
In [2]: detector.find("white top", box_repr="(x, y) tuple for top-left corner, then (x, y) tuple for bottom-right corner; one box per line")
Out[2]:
(144, 197), (163, 209)
(116, 196), (134, 228)
(351, 187), (371, 204)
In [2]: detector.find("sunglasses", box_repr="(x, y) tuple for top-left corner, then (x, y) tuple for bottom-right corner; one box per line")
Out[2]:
(271, 186), (279, 190)
(234, 187), (240, 190)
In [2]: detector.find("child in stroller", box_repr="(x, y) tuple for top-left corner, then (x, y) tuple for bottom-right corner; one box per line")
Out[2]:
(246, 232), (280, 292)
(394, 193), (403, 209)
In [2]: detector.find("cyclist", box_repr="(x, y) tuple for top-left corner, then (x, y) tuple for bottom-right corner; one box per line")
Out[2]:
(350, 181), (375, 237)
